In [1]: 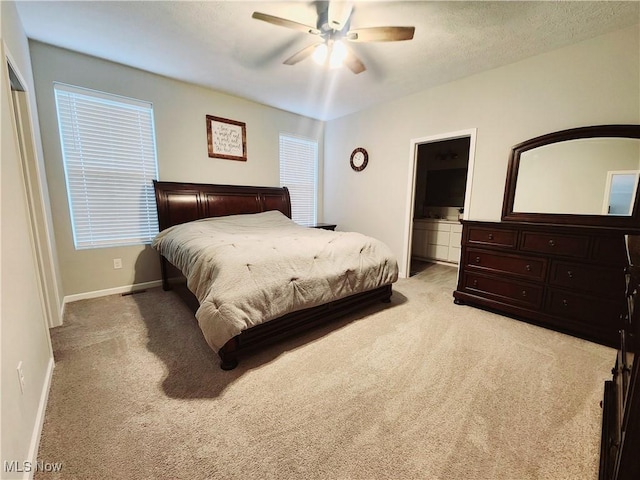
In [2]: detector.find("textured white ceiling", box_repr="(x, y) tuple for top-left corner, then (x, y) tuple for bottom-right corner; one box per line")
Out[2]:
(14, 1), (640, 121)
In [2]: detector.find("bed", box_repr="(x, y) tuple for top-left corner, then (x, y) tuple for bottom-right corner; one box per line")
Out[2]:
(152, 180), (399, 369)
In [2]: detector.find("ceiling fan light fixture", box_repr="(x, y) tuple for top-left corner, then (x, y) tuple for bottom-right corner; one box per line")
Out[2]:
(251, 8), (414, 75)
(329, 40), (347, 68)
(312, 43), (328, 65)
(312, 41), (347, 69)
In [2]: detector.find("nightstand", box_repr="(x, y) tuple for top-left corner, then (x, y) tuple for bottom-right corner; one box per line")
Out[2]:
(309, 223), (337, 231)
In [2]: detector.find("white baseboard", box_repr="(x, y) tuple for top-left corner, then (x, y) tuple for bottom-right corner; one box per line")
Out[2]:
(62, 280), (163, 306)
(58, 302), (65, 327)
(24, 356), (54, 480)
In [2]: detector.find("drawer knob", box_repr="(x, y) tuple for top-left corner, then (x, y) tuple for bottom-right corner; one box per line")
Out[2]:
(488, 233), (494, 240)
(472, 279), (478, 287)
(525, 264), (532, 272)
(567, 270), (573, 278)
(562, 299), (568, 307)
(521, 290), (527, 297)
(475, 256), (481, 263)
(548, 239), (556, 247)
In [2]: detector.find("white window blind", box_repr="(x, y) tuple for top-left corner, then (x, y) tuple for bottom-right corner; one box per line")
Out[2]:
(279, 134), (318, 225)
(54, 83), (159, 249)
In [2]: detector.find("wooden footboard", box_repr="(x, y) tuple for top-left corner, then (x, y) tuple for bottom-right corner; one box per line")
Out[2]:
(153, 181), (394, 370)
(163, 275), (392, 370)
(218, 284), (393, 370)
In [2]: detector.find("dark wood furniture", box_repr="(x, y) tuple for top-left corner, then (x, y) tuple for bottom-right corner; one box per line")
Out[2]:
(153, 180), (392, 370)
(453, 220), (628, 347)
(502, 125), (640, 230)
(309, 223), (337, 231)
(453, 124), (640, 477)
(455, 125), (640, 346)
(599, 237), (640, 480)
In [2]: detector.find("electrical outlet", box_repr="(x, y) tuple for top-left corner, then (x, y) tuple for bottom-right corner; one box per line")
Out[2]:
(113, 258), (122, 269)
(17, 361), (25, 394)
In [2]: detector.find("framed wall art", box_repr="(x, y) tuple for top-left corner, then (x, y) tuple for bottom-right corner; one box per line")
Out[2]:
(206, 115), (247, 161)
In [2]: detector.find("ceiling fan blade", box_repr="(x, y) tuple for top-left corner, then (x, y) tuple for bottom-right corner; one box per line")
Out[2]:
(283, 43), (319, 66)
(347, 26), (415, 42)
(328, 1), (354, 31)
(252, 12), (321, 35)
(343, 49), (366, 74)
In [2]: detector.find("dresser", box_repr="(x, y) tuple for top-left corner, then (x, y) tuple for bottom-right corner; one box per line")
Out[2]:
(453, 220), (628, 346)
(598, 240), (639, 480)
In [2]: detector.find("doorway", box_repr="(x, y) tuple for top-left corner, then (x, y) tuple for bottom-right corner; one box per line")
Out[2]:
(6, 58), (62, 328)
(402, 129), (477, 278)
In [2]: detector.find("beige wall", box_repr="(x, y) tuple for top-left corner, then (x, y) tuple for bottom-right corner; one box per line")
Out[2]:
(31, 26), (640, 291)
(324, 25), (640, 277)
(1, 1), (54, 474)
(29, 42), (325, 297)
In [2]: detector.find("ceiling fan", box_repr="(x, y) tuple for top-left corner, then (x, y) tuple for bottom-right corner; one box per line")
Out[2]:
(252, 2), (415, 74)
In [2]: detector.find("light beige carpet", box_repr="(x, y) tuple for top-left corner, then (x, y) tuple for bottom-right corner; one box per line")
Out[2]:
(35, 263), (614, 479)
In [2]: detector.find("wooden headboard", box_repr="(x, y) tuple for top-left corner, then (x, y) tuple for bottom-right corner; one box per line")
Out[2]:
(153, 181), (292, 231)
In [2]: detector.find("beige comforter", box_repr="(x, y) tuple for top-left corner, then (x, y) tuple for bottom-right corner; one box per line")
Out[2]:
(152, 210), (398, 352)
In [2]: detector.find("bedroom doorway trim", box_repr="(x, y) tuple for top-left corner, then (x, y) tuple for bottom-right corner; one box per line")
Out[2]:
(5, 52), (62, 328)
(402, 128), (477, 278)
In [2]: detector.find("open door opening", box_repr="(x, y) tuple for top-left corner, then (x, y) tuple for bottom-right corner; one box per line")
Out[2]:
(403, 129), (476, 278)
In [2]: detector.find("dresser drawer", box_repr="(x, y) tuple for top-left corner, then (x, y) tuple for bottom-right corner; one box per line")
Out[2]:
(467, 227), (517, 249)
(456, 221), (629, 348)
(462, 272), (543, 309)
(545, 289), (625, 328)
(520, 231), (589, 258)
(592, 236), (628, 265)
(549, 261), (625, 298)
(465, 248), (546, 281)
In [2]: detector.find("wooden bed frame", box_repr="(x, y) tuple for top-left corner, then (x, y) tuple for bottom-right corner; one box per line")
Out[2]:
(153, 180), (393, 370)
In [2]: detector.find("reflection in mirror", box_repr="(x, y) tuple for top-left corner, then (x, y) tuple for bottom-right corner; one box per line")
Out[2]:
(605, 171), (639, 215)
(513, 137), (640, 216)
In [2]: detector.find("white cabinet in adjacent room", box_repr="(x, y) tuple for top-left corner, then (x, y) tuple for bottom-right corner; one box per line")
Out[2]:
(412, 219), (462, 264)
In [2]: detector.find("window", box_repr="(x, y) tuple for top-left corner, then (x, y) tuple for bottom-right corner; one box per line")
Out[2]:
(603, 170), (640, 215)
(54, 83), (159, 249)
(279, 134), (318, 225)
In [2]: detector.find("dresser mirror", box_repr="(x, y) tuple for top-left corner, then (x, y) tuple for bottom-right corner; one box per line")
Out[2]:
(502, 125), (640, 229)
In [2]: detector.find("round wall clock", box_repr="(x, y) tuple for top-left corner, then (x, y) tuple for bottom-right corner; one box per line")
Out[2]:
(350, 147), (368, 172)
